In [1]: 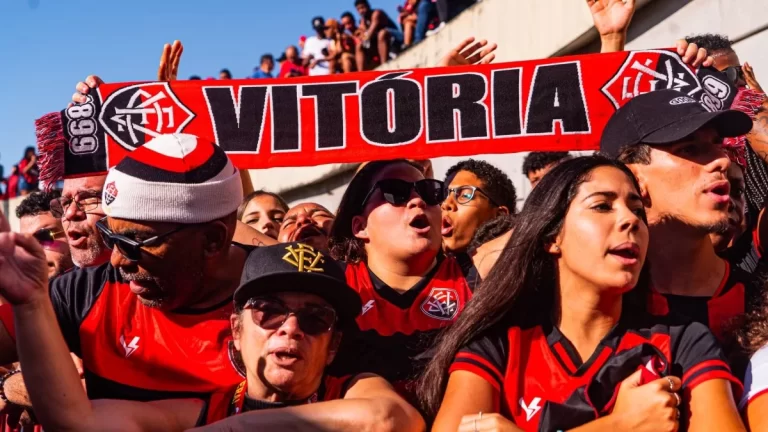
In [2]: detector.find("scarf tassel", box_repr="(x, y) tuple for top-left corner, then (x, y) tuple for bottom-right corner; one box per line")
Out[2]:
(34, 111), (66, 190)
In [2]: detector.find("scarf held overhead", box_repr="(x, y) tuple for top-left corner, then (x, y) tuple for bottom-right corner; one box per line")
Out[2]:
(35, 49), (737, 181)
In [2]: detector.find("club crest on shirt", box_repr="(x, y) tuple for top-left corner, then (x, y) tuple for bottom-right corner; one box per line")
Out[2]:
(420, 288), (460, 320)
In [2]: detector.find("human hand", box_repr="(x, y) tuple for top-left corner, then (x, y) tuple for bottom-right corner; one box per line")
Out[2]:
(158, 40), (183, 81)
(70, 75), (104, 107)
(588, 0), (635, 37)
(438, 37), (497, 67)
(0, 231), (49, 307)
(675, 39), (715, 68)
(458, 412), (523, 432)
(610, 370), (681, 432)
(744, 62), (764, 93)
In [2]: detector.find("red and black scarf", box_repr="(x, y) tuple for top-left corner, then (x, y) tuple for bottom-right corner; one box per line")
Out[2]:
(35, 49), (736, 182)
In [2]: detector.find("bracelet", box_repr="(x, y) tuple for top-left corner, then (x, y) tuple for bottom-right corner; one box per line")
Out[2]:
(0, 369), (21, 404)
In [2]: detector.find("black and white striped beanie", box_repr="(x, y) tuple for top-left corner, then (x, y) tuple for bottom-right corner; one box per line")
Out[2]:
(102, 133), (243, 223)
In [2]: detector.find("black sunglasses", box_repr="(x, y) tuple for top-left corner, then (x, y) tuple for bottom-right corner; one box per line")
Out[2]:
(723, 65), (744, 85)
(32, 228), (64, 246)
(361, 178), (446, 207)
(95, 217), (188, 262)
(243, 297), (337, 336)
(445, 185), (499, 206)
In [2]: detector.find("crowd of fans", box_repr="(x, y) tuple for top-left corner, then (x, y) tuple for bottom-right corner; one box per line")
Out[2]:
(3, 0), (768, 431)
(187, 0), (481, 80)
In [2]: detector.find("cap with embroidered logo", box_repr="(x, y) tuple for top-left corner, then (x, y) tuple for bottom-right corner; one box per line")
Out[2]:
(600, 89), (753, 158)
(233, 242), (362, 325)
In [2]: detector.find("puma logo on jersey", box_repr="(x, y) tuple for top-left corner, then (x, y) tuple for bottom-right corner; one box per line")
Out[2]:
(361, 300), (375, 315)
(519, 397), (542, 421)
(120, 335), (140, 358)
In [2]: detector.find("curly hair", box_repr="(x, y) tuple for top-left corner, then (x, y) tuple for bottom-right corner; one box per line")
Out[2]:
(15, 190), (60, 218)
(684, 34), (733, 53)
(521, 152), (572, 177)
(444, 159), (517, 212)
(467, 214), (516, 253)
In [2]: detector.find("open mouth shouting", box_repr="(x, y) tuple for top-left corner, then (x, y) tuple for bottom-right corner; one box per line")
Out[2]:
(607, 242), (641, 266)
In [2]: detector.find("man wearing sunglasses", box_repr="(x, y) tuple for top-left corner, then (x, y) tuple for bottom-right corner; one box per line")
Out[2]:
(16, 190), (74, 279)
(441, 159), (517, 255)
(0, 133), (260, 405)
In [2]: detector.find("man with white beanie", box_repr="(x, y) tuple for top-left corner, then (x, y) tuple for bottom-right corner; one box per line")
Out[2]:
(0, 133), (266, 402)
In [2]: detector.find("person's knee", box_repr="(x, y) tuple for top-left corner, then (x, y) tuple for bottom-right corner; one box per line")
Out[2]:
(378, 29), (391, 42)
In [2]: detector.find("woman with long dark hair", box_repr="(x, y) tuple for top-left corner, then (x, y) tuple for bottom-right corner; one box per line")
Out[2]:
(18, 146), (39, 196)
(420, 156), (744, 432)
(326, 159), (507, 404)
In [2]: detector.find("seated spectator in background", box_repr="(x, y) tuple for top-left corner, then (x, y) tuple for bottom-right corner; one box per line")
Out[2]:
(250, 54), (274, 79)
(275, 51), (286, 70)
(278, 45), (307, 78)
(522, 151), (572, 189)
(18, 146), (39, 196)
(421, 156), (745, 432)
(303, 17), (333, 76)
(278, 202), (335, 251)
(354, 0), (404, 70)
(189, 75), (202, 80)
(16, 190), (74, 279)
(5, 165), (19, 199)
(398, 0), (419, 48)
(326, 18), (356, 74)
(219, 68), (232, 80)
(341, 10), (361, 39)
(2, 241), (425, 431)
(441, 159), (517, 255)
(238, 190), (289, 240)
(414, 0), (438, 44)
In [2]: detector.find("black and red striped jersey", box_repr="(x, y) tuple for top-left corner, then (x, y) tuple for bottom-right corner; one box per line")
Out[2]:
(647, 260), (762, 343)
(328, 254), (477, 404)
(0, 248), (254, 401)
(201, 375), (352, 424)
(449, 316), (740, 432)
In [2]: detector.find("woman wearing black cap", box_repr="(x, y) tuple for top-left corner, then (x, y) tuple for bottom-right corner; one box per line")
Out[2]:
(0, 240), (425, 431)
(419, 156), (744, 432)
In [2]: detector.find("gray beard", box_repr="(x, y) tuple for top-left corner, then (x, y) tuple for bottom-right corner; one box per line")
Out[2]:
(70, 239), (107, 268)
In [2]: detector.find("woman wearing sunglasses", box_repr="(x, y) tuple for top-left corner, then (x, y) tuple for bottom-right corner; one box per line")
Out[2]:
(419, 156), (744, 431)
(326, 159), (509, 404)
(1, 242), (424, 431)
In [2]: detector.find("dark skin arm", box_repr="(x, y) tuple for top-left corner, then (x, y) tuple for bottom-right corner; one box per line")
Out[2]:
(363, 10), (384, 41)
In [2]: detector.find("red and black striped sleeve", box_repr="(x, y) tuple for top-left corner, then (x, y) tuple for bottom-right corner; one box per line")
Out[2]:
(672, 322), (742, 396)
(449, 329), (508, 391)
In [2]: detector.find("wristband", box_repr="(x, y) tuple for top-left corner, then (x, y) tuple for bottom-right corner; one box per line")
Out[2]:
(0, 369), (21, 404)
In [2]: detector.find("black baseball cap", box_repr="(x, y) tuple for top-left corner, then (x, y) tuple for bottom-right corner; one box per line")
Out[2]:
(312, 16), (326, 31)
(233, 242), (361, 326)
(600, 89), (753, 158)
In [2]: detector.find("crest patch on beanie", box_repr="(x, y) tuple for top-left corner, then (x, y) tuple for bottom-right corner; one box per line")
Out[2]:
(104, 181), (118, 205)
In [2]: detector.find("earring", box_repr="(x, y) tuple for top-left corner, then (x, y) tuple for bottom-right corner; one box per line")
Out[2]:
(553, 245), (561, 252)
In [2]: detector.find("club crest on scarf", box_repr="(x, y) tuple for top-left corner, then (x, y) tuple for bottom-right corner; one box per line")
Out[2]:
(602, 50), (733, 112)
(420, 287), (459, 320)
(104, 181), (118, 206)
(98, 83), (195, 151)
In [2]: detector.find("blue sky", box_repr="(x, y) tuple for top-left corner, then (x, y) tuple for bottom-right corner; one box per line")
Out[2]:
(0, 0), (404, 175)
